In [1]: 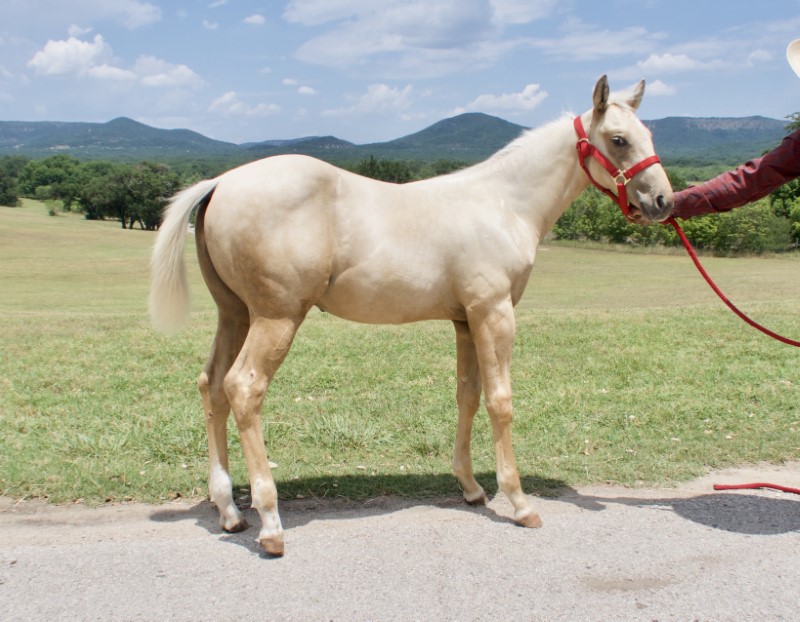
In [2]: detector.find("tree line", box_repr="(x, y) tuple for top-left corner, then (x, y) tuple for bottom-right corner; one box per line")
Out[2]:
(552, 183), (799, 254)
(0, 153), (468, 229)
(0, 154), (182, 229)
(2, 152), (799, 253)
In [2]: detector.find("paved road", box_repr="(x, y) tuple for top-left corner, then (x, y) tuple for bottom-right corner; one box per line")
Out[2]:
(2, 464), (800, 621)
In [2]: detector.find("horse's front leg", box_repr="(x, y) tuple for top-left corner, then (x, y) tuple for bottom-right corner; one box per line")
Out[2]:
(452, 320), (487, 505)
(469, 301), (542, 528)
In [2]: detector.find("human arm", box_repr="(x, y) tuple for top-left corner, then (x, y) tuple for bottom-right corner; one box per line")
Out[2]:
(672, 129), (800, 219)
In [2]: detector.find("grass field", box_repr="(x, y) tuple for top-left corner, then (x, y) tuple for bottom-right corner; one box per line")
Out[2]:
(2, 200), (800, 504)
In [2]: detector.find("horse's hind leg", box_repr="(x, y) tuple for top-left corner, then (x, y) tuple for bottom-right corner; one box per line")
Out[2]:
(452, 320), (487, 505)
(224, 315), (303, 557)
(198, 310), (249, 533)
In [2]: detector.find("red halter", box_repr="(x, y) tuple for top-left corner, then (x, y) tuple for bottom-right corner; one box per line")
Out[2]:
(574, 115), (661, 220)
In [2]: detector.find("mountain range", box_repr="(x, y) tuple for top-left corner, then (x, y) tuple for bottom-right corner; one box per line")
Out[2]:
(0, 113), (790, 166)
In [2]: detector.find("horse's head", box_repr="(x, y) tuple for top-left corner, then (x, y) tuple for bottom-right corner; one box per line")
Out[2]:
(580, 75), (673, 224)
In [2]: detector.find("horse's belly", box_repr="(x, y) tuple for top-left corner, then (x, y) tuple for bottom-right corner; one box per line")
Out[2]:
(316, 276), (461, 324)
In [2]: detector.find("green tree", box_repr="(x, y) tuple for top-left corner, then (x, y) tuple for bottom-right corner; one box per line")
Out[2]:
(78, 161), (118, 220)
(73, 161), (179, 229)
(0, 156), (28, 207)
(75, 161), (125, 221)
(0, 171), (18, 206)
(18, 155), (82, 209)
(425, 160), (469, 177)
(352, 156), (420, 183)
(122, 162), (181, 230)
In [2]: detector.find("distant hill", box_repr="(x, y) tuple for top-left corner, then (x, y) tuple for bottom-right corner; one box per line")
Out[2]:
(239, 113), (525, 161)
(0, 113), (790, 166)
(0, 117), (240, 160)
(244, 135), (355, 159)
(362, 113), (526, 161)
(645, 116), (788, 163)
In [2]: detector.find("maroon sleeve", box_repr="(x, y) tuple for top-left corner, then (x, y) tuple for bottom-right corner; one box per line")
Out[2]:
(672, 129), (800, 219)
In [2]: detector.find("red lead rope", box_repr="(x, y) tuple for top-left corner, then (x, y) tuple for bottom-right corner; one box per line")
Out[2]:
(669, 208), (800, 496)
(672, 221), (800, 495)
(713, 482), (800, 494)
(575, 116), (800, 494)
(666, 217), (800, 348)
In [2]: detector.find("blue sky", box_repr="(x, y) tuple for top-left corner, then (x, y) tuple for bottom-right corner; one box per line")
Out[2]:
(1, 0), (800, 145)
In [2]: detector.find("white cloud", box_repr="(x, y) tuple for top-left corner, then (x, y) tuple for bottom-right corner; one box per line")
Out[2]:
(28, 34), (112, 76)
(114, 0), (161, 29)
(282, 78), (316, 95)
(202, 20), (218, 30)
(610, 50), (728, 81)
(210, 91), (280, 117)
(243, 14), (266, 26)
(286, 0), (520, 76)
(28, 34), (202, 88)
(86, 64), (136, 81)
(748, 49), (772, 64)
(534, 18), (664, 62)
(455, 83), (547, 115)
(637, 53), (699, 73)
(68, 24), (93, 37)
(283, 0), (369, 26)
(490, 0), (557, 25)
(645, 79), (676, 96)
(134, 56), (203, 87)
(324, 83), (412, 117)
(281, 0), (565, 79)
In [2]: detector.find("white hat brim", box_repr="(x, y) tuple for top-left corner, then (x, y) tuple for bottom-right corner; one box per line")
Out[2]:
(787, 39), (800, 78)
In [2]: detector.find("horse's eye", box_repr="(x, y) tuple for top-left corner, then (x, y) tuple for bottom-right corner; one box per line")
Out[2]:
(611, 136), (628, 148)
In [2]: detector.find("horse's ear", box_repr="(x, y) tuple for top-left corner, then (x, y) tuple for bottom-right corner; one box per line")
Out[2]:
(627, 79), (645, 110)
(593, 75), (609, 115)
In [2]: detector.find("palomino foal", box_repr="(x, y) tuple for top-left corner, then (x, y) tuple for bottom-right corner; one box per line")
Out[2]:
(150, 76), (673, 556)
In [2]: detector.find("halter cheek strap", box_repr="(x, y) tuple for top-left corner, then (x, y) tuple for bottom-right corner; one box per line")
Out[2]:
(574, 115), (661, 220)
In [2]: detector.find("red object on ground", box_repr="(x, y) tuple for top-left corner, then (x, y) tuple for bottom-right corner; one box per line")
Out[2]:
(713, 482), (800, 495)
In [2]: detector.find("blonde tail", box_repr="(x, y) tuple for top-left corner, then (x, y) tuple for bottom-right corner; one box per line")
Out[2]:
(149, 179), (218, 333)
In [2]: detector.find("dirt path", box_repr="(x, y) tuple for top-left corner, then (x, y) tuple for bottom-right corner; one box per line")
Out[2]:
(2, 464), (800, 621)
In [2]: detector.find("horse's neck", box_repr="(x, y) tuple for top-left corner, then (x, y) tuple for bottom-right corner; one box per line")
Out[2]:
(468, 114), (589, 239)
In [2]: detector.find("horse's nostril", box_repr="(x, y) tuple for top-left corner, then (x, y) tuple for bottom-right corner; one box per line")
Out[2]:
(656, 194), (667, 210)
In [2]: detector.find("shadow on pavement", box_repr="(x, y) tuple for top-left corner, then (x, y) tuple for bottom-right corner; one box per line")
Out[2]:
(559, 489), (800, 535)
(149, 471), (565, 554)
(149, 472), (800, 557)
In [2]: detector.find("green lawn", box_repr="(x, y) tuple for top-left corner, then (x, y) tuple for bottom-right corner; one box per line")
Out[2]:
(2, 200), (799, 504)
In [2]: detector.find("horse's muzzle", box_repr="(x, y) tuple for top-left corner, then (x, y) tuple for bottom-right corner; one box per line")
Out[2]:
(633, 190), (674, 223)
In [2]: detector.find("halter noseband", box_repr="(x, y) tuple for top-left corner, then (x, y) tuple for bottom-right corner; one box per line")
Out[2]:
(574, 115), (661, 220)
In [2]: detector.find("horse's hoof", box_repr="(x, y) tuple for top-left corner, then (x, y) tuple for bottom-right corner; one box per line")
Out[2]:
(515, 511), (543, 529)
(259, 535), (285, 557)
(220, 516), (249, 533)
(463, 488), (488, 506)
